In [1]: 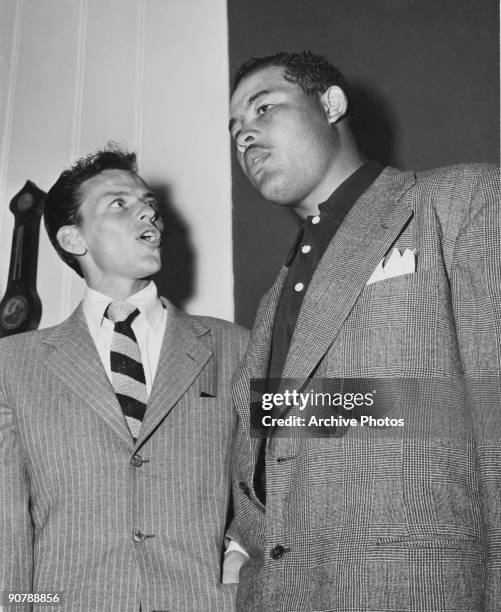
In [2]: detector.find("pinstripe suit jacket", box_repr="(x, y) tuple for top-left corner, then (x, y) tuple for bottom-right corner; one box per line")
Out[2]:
(0, 298), (248, 611)
(231, 164), (501, 611)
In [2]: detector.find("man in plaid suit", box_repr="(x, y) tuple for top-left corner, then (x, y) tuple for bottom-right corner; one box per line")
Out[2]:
(228, 51), (500, 611)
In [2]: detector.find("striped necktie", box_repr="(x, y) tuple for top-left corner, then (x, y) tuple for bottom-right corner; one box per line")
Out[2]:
(105, 301), (147, 441)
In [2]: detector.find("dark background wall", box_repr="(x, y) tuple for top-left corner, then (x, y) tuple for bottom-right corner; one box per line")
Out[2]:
(228, 0), (499, 328)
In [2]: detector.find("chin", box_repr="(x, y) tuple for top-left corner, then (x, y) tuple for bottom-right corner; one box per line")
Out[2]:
(131, 262), (161, 280)
(143, 264), (162, 278)
(258, 176), (299, 206)
(260, 187), (298, 207)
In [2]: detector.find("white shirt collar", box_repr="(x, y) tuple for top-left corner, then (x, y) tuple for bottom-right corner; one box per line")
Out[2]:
(83, 281), (164, 339)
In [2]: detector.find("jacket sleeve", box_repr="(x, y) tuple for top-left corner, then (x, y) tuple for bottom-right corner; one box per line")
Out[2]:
(451, 165), (501, 610)
(0, 369), (33, 598)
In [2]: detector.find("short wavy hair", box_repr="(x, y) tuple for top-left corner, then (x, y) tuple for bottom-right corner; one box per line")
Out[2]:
(233, 50), (349, 102)
(44, 144), (138, 277)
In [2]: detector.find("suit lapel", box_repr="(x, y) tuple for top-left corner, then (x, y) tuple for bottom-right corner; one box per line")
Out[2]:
(282, 167), (416, 379)
(135, 300), (213, 445)
(42, 305), (134, 448)
(232, 267), (288, 438)
(246, 266), (288, 380)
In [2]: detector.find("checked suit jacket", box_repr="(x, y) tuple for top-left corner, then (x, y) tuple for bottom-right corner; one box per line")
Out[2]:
(231, 164), (501, 611)
(0, 298), (248, 611)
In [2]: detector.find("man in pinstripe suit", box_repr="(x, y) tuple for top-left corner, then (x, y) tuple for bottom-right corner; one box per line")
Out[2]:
(0, 147), (248, 611)
(228, 51), (500, 610)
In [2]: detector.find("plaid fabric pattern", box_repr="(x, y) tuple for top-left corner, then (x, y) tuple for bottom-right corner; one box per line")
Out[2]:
(105, 301), (147, 440)
(231, 164), (501, 611)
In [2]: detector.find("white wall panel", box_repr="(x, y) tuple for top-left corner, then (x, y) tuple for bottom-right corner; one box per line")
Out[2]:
(141, 0), (233, 319)
(0, 0), (23, 298)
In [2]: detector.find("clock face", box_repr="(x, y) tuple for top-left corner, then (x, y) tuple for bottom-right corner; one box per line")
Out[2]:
(1, 295), (29, 330)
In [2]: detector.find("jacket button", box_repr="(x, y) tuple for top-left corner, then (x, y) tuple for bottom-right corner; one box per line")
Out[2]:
(239, 481), (250, 497)
(133, 530), (146, 543)
(131, 454), (143, 467)
(270, 544), (286, 560)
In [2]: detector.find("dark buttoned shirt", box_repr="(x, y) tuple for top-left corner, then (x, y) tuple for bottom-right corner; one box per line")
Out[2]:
(267, 161), (384, 380)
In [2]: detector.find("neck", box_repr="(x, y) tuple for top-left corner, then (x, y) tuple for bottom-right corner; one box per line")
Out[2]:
(85, 276), (150, 300)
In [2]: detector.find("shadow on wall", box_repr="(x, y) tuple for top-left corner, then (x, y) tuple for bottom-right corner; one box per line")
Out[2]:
(349, 81), (397, 166)
(149, 183), (195, 310)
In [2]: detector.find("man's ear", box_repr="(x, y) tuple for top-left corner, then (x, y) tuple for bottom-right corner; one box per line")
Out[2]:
(320, 85), (348, 125)
(56, 225), (87, 256)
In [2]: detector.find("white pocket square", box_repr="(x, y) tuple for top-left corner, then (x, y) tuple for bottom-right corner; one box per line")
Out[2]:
(366, 248), (416, 285)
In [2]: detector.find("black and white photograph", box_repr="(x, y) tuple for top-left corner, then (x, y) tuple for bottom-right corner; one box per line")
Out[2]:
(0, 1), (499, 611)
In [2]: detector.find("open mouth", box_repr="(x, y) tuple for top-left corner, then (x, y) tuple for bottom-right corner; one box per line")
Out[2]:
(137, 228), (161, 247)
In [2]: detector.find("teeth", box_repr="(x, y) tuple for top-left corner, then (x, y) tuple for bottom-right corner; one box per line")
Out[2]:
(140, 231), (155, 241)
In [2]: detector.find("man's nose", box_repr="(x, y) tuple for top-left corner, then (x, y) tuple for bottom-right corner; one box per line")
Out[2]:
(236, 126), (257, 151)
(138, 203), (158, 223)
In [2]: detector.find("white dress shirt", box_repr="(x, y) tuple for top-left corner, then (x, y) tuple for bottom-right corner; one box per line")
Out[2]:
(82, 281), (166, 397)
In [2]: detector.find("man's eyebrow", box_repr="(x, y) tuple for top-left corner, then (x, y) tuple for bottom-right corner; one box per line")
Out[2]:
(100, 190), (157, 199)
(100, 190), (129, 198)
(247, 88), (273, 108)
(228, 88), (274, 133)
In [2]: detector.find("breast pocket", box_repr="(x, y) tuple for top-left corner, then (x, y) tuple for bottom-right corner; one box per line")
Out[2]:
(329, 267), (458, 374)
(351, 266), (443, 325)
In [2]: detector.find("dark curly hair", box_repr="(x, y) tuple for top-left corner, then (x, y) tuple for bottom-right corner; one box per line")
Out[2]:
(44, 144), (138, 277)
(233, 50), (349, 101)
